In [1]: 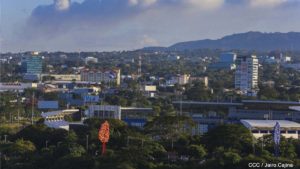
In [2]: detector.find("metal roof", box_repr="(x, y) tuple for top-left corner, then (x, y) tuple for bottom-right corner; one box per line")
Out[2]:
(172, 101), (243, 106)
(41, 109), (79, 118)
(241, 119), (300, 129)
(121, 107), (153, 110)
(242, 100), (300, 105)
(290, 106), (300, 112)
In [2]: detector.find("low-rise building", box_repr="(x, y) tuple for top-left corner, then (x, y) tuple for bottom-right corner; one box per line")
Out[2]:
(189, 76), (208, 87)
(81, 68), (121, 86)
(282, 63), (300, 71)
(178, 74), (190, 85)
(85, 105), (121, 119)
(241, 119), (300, 139)
(0, 83), (38, 92)
(41, 74), (81, 81)
(85, 105), (153, 128)
(142, 85), (157, 98)
(85, 57), (98, 64)
(42, 109), (80, 130)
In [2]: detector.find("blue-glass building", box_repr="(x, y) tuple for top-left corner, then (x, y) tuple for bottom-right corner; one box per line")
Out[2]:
(209, 52), (237, 70)
(219, 52), (237, 63)
(25, 54), (43, 74)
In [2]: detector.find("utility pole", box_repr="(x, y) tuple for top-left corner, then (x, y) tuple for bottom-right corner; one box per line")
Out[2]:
(0, 151), (2, 169)
(31, 92), (35, 125)
(138, 55), (142, 78)
(17, 92), (20, 125)
(127, 136), (129, 147)
(86, 135), (89, 152)
(9, 111), (12, 124)
(261, 136), (264, 151)
(253, 143), (255, 155)
(180, 91), (183, 116)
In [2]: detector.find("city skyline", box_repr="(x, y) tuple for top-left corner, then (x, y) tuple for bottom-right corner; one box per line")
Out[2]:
(1, 0), (300, 52)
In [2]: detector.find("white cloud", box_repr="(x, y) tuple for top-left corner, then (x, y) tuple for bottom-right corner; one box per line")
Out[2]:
(128, 0), (157, 7)
(140, 35), (159, 46)
(185, 0), (224, 9)
(142, 0), (157, 6)
(128, 0), (139, 6)
(249, 0), (288, 8)
(130, 0), (223, 9)
(54, 0), (70, 11)
(3, 0), (300, 52)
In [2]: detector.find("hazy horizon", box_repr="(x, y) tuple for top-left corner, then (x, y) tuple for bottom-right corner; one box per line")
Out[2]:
(1, 0), (300, 52)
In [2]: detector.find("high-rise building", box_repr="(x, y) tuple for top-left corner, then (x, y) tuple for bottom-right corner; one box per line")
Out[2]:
(235, 55), (259, 95)
(25, 52), (43, 74)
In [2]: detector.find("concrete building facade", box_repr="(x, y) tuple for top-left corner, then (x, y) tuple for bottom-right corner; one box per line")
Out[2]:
(81, 68), (121, 86)
(235, 55), (259, 95)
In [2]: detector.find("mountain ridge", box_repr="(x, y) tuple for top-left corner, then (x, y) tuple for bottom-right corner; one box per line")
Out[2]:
(142, 32), (300, 51)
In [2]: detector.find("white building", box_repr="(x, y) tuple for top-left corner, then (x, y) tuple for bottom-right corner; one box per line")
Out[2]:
(85, 57), (98, 64)
(189, 76), (209, 87)
(85, 105), (121, 120)
(178, 74), (190, 85)
(42, 109), (80, 130)
(235, 55), (259, 96)
(281, 56), (291, 63)
(81, 68), (121, 85)
(143, 85), (157, 92)
(241, 119), (300, 139)
(0, 83), (38, 92)
(41, 74), (81, 81)
(142, 85), (157, 98)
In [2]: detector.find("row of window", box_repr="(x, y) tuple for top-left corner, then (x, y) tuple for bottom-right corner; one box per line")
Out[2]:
(252, 130), (298, 134)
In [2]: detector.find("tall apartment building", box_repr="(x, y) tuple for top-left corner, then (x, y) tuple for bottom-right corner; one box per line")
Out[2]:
(81, 68), (121, 86)
(235, 55), (259, 96)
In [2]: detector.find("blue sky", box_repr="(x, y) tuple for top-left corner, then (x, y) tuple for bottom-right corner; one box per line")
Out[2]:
(1, 0), (300, 52)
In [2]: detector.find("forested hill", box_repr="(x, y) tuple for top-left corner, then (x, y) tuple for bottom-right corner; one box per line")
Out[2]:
(143, 32), (300, 51)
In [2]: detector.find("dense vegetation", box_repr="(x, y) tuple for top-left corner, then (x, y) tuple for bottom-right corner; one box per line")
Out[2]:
(1, 118), (300, 169)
